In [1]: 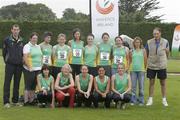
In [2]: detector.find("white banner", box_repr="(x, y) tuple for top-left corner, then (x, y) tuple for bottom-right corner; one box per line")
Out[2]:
(172, 25), (180, 58)
(91, 0), (119, 44)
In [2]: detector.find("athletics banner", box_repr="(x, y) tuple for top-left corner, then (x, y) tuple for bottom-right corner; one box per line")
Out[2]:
(171, 25), (180, 58)
(90, 0), (119, 44)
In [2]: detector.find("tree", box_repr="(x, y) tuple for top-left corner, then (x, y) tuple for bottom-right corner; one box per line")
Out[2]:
(61, 8), (89, 22)
(0, 2), (57, 21)
(119, 0), (163, 22)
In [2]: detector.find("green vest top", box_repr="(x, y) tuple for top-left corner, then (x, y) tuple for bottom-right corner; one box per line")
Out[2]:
(112, 46), (126, 68)
(59, 72), (70, 87)
(79, 73), (90, 92)
(130, 49), (145, 71)
(84, 45), (98, 67)
(29, 43), (42, 69)
(39, 42), (52, 65)
(114, 73), (128, 93)
(96, 75), (109, 92)
(53, 44), (70, 67)
(38, 74), (53, 91)
(70, 40), (84, 64)
(97, 42), (112, 66)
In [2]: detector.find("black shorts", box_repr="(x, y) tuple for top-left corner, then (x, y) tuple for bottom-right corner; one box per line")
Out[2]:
(70, 64), (82, 79)
(147, 68), (167, 80)
(52, 66), (62, 80)
(23, 68), (40, 90)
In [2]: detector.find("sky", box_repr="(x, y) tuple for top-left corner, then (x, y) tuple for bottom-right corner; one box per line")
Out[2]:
(0, 0), (180, 23)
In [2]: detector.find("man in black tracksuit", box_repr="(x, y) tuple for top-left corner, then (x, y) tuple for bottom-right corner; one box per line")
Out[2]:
(2, 24), (24, 108)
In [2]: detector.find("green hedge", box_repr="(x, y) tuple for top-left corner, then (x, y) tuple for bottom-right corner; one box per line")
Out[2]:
(0, 21), (177, 49)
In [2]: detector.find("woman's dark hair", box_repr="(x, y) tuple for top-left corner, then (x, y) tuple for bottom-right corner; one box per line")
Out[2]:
(133, 36), (144, 49)
(41, 64), (51, 77)
(97, 66), (105, 71)
(87, 33), (95, 39)
(30, 32), (39, 39)
(101, 32), (109, 39)
(80, 65), (89, 70)
(114, 36), (123, 42)
(43, 31), (52, 39)
(72, 28), (81, 40)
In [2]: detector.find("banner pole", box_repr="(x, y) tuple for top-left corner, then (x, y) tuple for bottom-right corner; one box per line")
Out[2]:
(89, 0), (92, 33)
(118, 0), (120, 35)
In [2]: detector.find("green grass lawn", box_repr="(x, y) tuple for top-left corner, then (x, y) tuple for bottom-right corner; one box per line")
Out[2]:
(0, 56), (180, 120)
(167, 59), (180, 73)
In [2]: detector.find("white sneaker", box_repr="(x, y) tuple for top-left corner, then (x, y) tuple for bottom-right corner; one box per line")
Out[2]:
(12, 102), (23, 107)
(4, 103), (11, 108)
(146, 98), (153, 106)
(130, 103), (135, 106)
(162, 99), (168, 107)
(121, 103), (126, 109)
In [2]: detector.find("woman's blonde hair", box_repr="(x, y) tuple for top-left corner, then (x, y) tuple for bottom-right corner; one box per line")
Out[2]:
(62, 64), (72, 73)
(133, 36), (144, 49)
(57, 33), (66, 40)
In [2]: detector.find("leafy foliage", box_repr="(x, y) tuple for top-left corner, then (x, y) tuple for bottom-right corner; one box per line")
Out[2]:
(0, 2), (57, 21)
(119, 0), (163, 22)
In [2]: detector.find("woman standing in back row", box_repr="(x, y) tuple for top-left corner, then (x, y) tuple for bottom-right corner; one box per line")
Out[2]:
(111, 36), (129, 75)
(129, 37), (147, 106)
(84, 33), (98, 77)
(39, 31), (53, 66)
(23, 32), (42, 105)
(97, 33), (112, 77)
(68, 28), (84, 79)
(52, 33), (71, 79)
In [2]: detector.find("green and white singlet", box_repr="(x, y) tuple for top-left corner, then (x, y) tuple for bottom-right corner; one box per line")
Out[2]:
(24, 42), (42, 71)
(114, 73), (128, 93)
(84, 45), (98, 67)
(39, 42), (52, 65)
(97, 42), (112, 66)
(59, 72), (70, 87)
(69, 40), (84, 64)
(79, 73), (90, 92)
(95, 75), (109, 93)
(38, 74), (53, 91)
(130, 49), (145, 71)
(53, 44), (71, 67)
(112, 46), (127, 69)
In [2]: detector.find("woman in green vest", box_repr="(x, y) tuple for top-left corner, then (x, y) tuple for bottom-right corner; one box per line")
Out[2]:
(129, 37), (147, 106)
(76, 65), (93, 107)
(37, 65), (55, 108)
(93, 66), (112, 108)
(68, 28), (84, 79)
(55, 64), (75, 108)
(52, 33), (71, 79)
(97, 33), (112, 77)
(84, 33), (98, 77)
(39, 31), (53, 66)
(112, 36), (129, 75)
(23, 32), (42, 105)
(111, 63), (131, 109)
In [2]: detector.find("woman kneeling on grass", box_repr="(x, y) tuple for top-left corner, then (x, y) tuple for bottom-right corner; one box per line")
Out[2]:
(76, 65), (93, 107)
(111, 63), (132, 109)
(55, 64), (75, 108)
(36, 65), (55, 108)
(93, 66), (112, 108)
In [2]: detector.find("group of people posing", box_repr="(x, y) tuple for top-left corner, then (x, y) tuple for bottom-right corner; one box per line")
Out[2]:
(2, 24), (169, 109)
